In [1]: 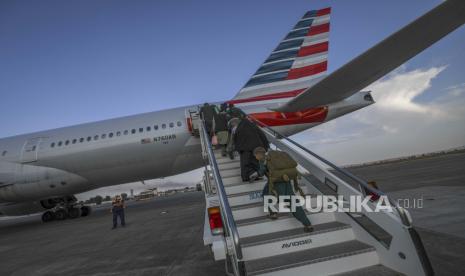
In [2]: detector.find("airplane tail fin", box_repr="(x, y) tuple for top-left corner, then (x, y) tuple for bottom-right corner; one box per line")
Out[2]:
(229, 8), (331, 107)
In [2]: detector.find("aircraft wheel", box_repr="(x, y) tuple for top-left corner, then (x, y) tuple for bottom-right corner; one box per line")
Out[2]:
(42, 211), (55, 223)
(68, 207), (81, 219)
(80, 206), (92, 217)
(54, 209), (67, 220)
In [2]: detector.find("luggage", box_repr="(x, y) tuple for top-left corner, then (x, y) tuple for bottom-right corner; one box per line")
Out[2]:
(266, 150), (303, 196)
(211, 135), (218, 146)
(216, 131), (228, 145)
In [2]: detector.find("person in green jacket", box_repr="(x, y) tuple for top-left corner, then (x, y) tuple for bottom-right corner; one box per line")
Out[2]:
(253, 147), (313, 233)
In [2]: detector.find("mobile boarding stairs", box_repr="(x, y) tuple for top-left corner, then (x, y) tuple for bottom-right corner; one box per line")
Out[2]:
(198, 117), (433, 276)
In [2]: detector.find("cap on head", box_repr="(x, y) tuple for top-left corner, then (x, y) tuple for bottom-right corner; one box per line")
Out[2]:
(253, 147), (266, 156)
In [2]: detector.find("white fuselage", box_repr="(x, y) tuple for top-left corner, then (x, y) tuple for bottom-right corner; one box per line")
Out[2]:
(0, 92), (373, 215)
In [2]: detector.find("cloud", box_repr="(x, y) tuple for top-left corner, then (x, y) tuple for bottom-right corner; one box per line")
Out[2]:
(296, 65), (465, 165)
(368, 66), (446, 113)
(445, 82), (465, 97)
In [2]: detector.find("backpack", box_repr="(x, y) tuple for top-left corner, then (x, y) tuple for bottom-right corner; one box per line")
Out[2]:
(266, 150), (304, 196)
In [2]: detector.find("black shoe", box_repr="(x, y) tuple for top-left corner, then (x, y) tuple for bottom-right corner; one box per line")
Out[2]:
(304, 225), (314, 233)
(268, 213), (278, 220)
(112, 226), (117, 230)
(249, 172), (259, 183)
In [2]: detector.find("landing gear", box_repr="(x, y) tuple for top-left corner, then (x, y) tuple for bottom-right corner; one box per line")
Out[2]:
(54, 209), (67, 220)
(40, 195), (92, 223)
(67, 207), (81, 219)
(41, 211), (54, 222)
(80, 206), (91, 217)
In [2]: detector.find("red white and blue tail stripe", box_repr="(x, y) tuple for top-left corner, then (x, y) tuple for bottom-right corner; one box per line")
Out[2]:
(230, 8), (331, 107)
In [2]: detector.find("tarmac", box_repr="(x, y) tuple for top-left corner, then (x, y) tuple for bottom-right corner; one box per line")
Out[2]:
(0, 192), (224, 276)
(0, 151), (464, 276)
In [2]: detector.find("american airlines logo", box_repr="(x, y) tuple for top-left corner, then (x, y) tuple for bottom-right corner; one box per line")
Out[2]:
(282, 238), (312, 249)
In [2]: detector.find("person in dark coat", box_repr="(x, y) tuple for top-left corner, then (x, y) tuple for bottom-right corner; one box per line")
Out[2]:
(213, 110), (229, 156)
(199, 103), (216, 135)
(227, 103), (246, 119)
(233, 119), (270, 181)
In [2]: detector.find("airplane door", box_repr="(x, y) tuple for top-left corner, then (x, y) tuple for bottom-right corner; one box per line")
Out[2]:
(20, 137), (42, 163)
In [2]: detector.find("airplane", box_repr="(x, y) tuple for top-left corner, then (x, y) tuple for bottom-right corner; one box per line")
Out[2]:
(0, 0), (464, 222)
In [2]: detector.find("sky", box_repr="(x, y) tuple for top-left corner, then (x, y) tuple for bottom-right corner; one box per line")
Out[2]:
(1, 0), (464, 198)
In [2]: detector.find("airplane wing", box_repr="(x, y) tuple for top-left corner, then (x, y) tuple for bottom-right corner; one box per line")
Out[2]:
(275, 0), (465, 112)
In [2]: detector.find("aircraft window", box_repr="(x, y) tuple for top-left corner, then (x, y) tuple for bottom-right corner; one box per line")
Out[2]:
(284, 28), (309, 40)
(274, 39), (303, 52)
(139, 128), (143, 133)
(50, 143), (55, 148)
(1, 150), (5, 156)
(177, 121), (182, 127)
(154, 125), (158, 130)
(255, 60), (294, 76)
(87, 136), (92, 141)
(116, 131), (121, 136)
(169, 122), (174, 128)
(65, 140), (70, 145)
(124, 130), (129, 135)
(162, 124), (166, 129)
(80, 138), (84, 143)
(265, 49), (299, 63)
(245, 71), (288, 88)
(101, 134), (106, 139)
(72, 139), (77, 144)
(109, 132), (114, 138)
(94, 135), (99, 141)
(146, 126), (151, 132)
(131, 129), (136, 134)
(58, 141), (63, 146)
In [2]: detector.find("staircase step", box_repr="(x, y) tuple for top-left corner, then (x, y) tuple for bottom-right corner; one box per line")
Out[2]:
(333, 265), (405, 276)
(237, 212), (335, 238)
(220, 168), (241, 178)
(231, 195), (317, 221)
(244, 240), (378, 276)
(218, 161), (240, 170)
(228, 191), (264, 207)
(241, 222), (354, 261)
(215, 157), (239, 165)
(223, 175), (246, 186)
(225, 180), (267, 194)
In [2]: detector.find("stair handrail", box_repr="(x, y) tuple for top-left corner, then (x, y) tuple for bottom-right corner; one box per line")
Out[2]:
(249, 117), (411, 226)
(199, 118), (244, 266)
(247, 117), (433, 275)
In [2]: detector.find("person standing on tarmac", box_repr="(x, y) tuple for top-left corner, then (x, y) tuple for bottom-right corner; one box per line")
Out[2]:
(111, 195), (126, 229)
(233, 118), (270, 182)
(253, 147), (313, 233)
